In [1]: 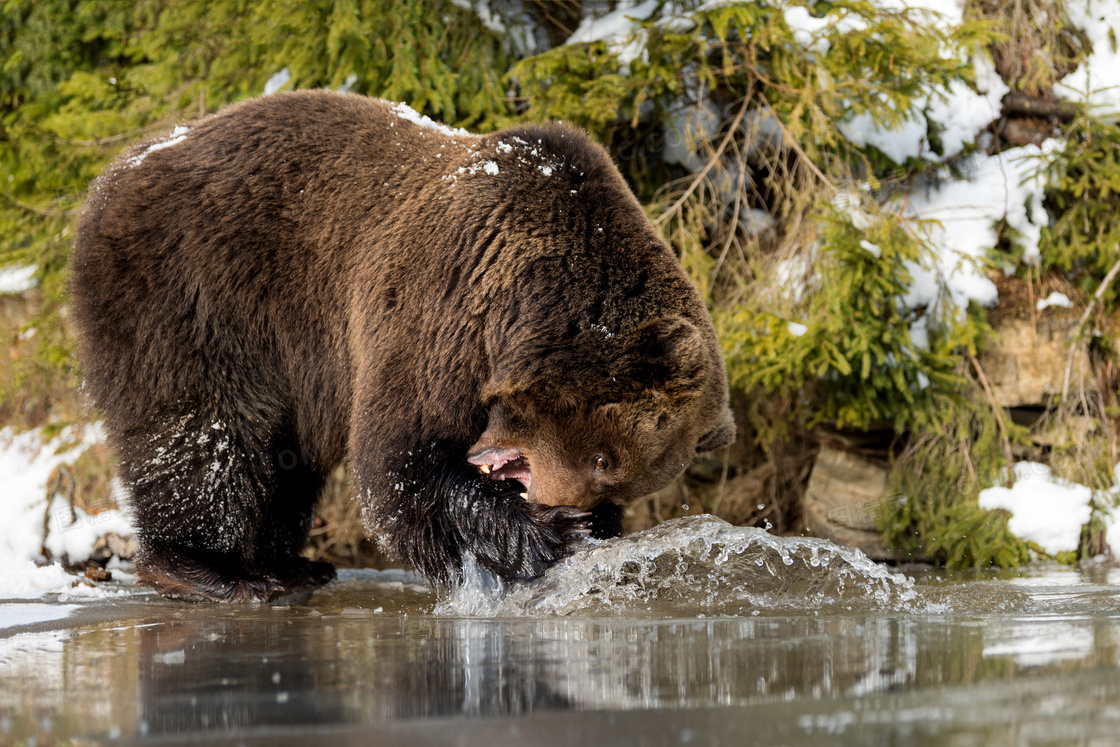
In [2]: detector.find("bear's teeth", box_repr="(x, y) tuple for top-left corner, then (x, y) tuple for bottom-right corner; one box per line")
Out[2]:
(479, 464), (491, 474)
(519, 492), (528, 499)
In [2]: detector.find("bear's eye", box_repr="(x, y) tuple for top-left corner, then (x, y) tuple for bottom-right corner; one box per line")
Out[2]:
(593, 455), (609, 472)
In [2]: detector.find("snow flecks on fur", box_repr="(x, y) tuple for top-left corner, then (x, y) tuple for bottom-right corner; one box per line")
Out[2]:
(590, 323), (616, 339)
(447, 159), (500, 181)
(442, 135), (565, 185)
(134, 415), (241, 552)
(389, 101), (470, 137)
(126, 125), (191, 169)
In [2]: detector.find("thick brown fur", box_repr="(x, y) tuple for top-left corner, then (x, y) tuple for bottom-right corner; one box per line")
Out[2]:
(70, 91), (734, 601)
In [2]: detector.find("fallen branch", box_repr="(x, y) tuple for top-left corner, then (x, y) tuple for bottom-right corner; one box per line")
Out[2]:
(1001, 93), (1079, 122)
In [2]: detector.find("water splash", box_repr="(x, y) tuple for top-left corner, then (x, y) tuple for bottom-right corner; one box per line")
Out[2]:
(437, 515), (917, 617)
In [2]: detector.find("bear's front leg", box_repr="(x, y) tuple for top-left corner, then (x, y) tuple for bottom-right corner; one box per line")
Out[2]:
(355, 441), (590, 586)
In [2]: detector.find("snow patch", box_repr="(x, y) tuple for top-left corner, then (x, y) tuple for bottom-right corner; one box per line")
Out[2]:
(0, 559), (130, 601)
(0, 426), (134, 599)
(662, 100), (721, 174)
(263, 67), (290, 95)
(450, 0), (537, 55)
(900, 143), (1052, 314)
(978, 462), (1093, 555)
(1059, 0), (1120, 119)
(566, 0), (659, 71)
(337, 73), (358, 93)
(1037, 291), (1074, 311)
(782, 5), (864, 55)
(839, 54), (1008, 164)
(0, 265), (37, 294)
(0, 603), (78, 631)
(909, 315), (930, 351)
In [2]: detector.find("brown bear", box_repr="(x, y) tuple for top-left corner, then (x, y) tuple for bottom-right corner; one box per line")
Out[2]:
(70, 90), (735, 602)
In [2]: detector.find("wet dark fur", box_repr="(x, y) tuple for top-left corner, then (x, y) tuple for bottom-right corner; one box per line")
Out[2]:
(70, 91), (733, 601)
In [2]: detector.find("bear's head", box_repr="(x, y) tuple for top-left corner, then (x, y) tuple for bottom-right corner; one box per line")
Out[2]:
(468, 316), (735, 514)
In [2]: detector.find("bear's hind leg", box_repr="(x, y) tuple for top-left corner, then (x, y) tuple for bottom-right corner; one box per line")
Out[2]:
(121, 414), (332, 602)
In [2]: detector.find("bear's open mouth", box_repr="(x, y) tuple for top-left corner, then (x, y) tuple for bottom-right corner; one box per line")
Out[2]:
(467, 447), (532, 494)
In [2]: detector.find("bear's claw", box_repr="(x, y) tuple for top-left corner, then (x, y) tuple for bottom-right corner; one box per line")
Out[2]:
(136, 547), (336, 603)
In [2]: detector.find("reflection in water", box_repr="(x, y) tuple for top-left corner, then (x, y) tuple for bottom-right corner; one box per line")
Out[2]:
(137, 613), (349, 733)
(1, 570), (1120, 744)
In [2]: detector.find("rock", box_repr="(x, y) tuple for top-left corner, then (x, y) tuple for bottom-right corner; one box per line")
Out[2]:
(803, 446), (895, 560)
(982, 316), (1092, 407)
(84, 566), (112, 582)
(1033, 415), (1098, 448)
(710, 462), (775, 527)
(89, 531), (138, 563)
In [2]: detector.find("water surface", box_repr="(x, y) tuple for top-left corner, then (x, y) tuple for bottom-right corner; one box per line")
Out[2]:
(3, 516), (1120, 745)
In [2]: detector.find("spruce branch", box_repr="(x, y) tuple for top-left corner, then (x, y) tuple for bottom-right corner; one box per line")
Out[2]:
(655, 95), (750, 226)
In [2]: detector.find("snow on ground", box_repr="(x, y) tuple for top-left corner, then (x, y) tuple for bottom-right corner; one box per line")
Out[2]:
(839, 55), (1009, 165)
(0, 265), (36, 294)
(979, 462), (1094, 555)
(1059, 0), (1120, 119)
(1037, 291), (1074, 312)
(900, 142), (1052, 320)
(566, 0), (659, 70)
(0, 426), (133, 600)
(0, 603), (79, 632)
(450, 0), (538, 55)
(263, 67), (290, 95)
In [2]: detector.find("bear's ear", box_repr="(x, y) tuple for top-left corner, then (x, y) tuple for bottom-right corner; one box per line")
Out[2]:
(630, 317), (707, 393)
